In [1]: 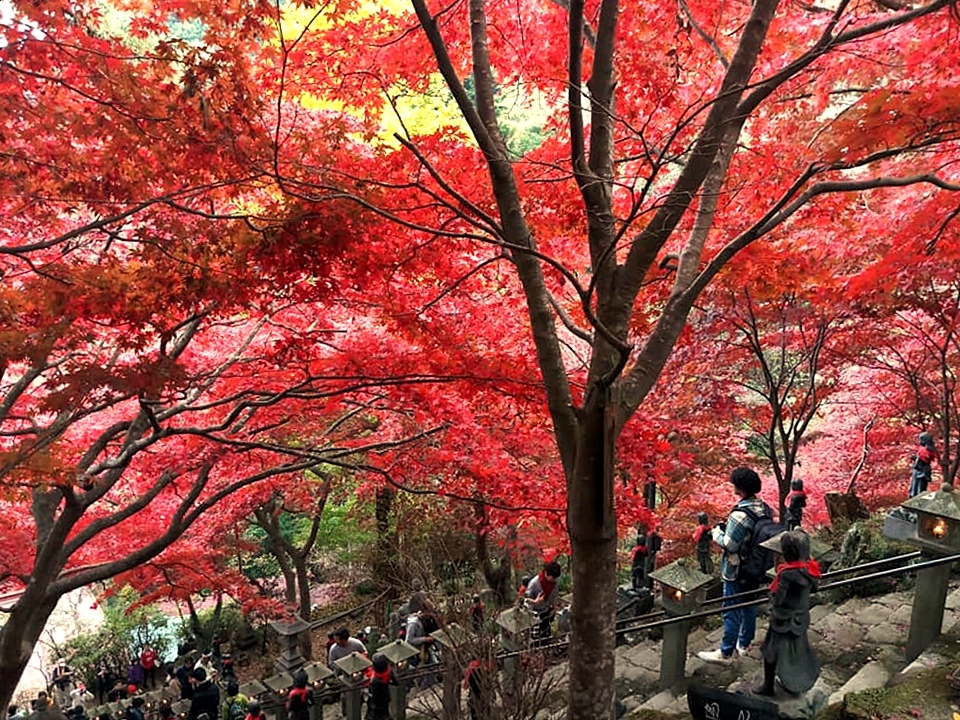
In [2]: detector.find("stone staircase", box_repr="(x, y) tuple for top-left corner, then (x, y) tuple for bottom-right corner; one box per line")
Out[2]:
(614, 582), (960, 718)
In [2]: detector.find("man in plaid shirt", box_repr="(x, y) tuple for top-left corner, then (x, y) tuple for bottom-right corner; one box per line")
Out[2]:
(697, 466), (771, 663)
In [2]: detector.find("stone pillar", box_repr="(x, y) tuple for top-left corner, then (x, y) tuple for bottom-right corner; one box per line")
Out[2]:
(660, 615), (691, 691)
(906, 552), (952, 661)
(390, 683), (408, 720)
(342, 687), (363, 720)
(442, 655), (461, 720)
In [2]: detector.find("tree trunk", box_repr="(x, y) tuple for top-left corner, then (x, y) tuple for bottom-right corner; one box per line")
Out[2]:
(567, 391), (618, 720)
(373, 486), (396, 587)
(0, 594), (60, 710)
(294, 558), (313, 660)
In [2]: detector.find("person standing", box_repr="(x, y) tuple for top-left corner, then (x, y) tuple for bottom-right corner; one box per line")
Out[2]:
(754, 531), (821, 696)
(186, 668), (219, 720)
(139, 647), (159, 690)
(697, 466), (772, 663)
(524, 560), (563, 642)
(327, 627), (367, 668)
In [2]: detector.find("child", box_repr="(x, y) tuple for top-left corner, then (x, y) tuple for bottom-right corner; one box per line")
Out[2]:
(692, 512), (714, 574)
(755, 531), (821, 696)
(909, 432), (938, 498)
(785, 479), (807, 530)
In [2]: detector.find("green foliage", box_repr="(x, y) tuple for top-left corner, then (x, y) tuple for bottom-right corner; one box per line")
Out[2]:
(824, 515), (915, 602)
(315, 497), (376, 563)
(60, 586), (171, 686)
(175, 601), (247, 649)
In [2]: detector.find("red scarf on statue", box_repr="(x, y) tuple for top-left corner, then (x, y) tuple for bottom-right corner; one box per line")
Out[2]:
(769, 559), (821, 593)
(538, 570), (557, 599)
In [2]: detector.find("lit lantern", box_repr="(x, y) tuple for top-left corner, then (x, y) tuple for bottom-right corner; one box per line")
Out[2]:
(301, 661), (335, 688)
(376, 639), (419, 672)
(334, 651), (372, 683)
(899, 483), (960, 553)
(262, 671), (294, 696)
(238, 680), (268, 699)
(649, 558), (713, 616)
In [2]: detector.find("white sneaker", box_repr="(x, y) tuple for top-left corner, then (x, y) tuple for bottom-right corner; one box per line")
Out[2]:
(736, 644), (752, 657)
(696, 648), (734, 663)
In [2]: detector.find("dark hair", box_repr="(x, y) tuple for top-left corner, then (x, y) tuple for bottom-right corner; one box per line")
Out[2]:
(790, 478), (804, 491)
(191, 667), (206, 682)
(372, 654), (389, 673)
(780, 530), (809, 563)
(293, 669), (308, 689)
(730, 466), (761, 496)
(131, 698), (144, 708)
(227, 681), (239, 696)
(697, 512), (708, 524)
(544, 560), (562, 578)
(246, 702), (260, 715)
(334, 627), (350, 640)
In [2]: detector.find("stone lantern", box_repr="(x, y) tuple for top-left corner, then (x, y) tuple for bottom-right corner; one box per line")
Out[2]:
(334, 651), (372, 720)
(262, 671), (294, 702)
(238, 680), (268, 699)
(901, 483), (960, 551)
(760, 530), (838, 579)
(377, 638), (419, 672)
(301, 660), (335, 688)
(430, 623), (470, 719)
(650, 558), (714, 690)
(376, 639), (420, 720)
(333, 651), (372, 683)
(883, 483), (960, 659)
(270, 616), (312, 674)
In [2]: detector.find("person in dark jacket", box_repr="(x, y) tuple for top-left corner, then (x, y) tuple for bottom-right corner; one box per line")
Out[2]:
(123, 697), (144, 720)
(186, 668), (219, 720)
(755, 531), (821, 696)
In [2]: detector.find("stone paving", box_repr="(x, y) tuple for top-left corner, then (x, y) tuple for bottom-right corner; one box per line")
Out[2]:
(614, 582), (960, 718)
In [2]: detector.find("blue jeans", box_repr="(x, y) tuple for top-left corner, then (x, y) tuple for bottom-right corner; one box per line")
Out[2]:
(720, 579), (757, 656)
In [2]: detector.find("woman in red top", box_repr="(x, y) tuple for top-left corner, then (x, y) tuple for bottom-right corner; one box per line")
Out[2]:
(140, 646), (158, 689)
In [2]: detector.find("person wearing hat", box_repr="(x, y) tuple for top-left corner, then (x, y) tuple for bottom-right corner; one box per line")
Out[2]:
(186, 668), (219, 720)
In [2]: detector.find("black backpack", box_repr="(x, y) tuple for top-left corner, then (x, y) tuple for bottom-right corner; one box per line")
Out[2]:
(736, 503), (785, 588)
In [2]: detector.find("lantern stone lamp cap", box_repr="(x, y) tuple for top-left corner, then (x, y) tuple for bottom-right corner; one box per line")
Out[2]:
(497, 607), (537, 634)
(649, 557), (713, 594)
(238, 680), (268, 697)
(376, 639), (419, 665)
(302, 661), (335, 684)
(262, 671), (294, 692)
(269, 616), (312, 635)
(901, 483), (960, 520)
(334, 651), (372, 677)
(430, 623), (470, 649)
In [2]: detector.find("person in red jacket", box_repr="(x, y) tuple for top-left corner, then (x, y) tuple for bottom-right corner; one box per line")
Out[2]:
(139, 647), (158, 690)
